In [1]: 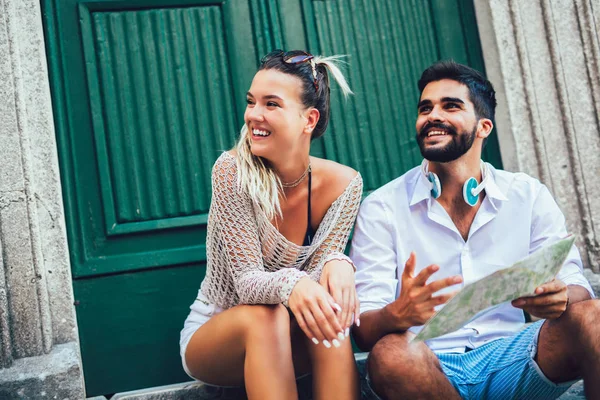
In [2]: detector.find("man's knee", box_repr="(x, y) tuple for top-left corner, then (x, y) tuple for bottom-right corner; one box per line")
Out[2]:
(542, 299), (600, 359)
(538, 300), (600, 379)
(560, 299), (600, 338)
(368, 334), (432, 393)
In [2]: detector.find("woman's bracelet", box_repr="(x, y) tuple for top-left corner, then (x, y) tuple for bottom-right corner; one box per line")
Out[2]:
(323, 253), (356, 272)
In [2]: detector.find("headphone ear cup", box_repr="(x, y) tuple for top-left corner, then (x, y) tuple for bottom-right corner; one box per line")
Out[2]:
(463, 177), (479, 206)
(427, 172), (442, 199)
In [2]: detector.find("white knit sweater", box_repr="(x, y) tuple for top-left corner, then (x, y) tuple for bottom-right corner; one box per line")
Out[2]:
(199, 152), (363, 309)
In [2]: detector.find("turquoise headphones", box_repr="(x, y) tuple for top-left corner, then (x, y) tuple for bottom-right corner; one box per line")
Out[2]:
(421, 160), (489, 207)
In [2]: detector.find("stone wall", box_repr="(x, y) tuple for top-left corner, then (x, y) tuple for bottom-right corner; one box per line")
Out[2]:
(0, 0), (84, 398)
(475, 0), (600, 280)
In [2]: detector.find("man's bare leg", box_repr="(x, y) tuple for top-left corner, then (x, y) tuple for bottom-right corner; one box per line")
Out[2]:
(367, 333), (460, 400)
(536, 299), (600, 398)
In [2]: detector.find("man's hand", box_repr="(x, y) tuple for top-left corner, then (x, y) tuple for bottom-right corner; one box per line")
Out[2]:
(511, 279), (568, 320)
(384, 252), (462, 331)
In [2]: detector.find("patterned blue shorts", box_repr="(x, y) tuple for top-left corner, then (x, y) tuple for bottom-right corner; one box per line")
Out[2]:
(437, 321), (577, 399)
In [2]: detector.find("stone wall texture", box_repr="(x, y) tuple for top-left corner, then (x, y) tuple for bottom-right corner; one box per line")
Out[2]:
(475, 0), (600, 276)
(0, 0), (84, 397)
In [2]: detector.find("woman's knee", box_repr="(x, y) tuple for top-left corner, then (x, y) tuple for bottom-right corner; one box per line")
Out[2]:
(239, 304), (291, 339)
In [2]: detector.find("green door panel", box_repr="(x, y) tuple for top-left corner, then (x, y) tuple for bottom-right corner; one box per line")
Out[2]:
(43, 0), (502, 396)
(73, 264), (203, 396)
(46, 0), (258, 279)
(84, 7), (235, 229)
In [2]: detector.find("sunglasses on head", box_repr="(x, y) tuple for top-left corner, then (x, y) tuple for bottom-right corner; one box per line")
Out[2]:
(261, 49), (319, 91)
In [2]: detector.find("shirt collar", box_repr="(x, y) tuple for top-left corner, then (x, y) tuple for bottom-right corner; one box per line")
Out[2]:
(409, 161), (509, 207)
(483, 165), (509, 205)
(410, 170), (434, 206)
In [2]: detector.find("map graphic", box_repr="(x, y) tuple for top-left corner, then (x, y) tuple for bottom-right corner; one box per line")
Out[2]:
(414, 235), (576, 342)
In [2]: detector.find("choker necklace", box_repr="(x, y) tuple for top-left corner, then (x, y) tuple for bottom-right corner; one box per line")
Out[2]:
(281, 162), (311, 188)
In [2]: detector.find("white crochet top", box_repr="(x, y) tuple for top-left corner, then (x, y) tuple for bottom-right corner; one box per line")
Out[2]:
(199, 152), (363, 309)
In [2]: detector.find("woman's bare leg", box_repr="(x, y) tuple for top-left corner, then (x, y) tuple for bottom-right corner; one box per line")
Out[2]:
(291, 317), (359, 400)
(185, 304), (297, 400)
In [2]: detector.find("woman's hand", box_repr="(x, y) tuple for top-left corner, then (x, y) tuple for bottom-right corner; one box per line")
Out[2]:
(320, 259), (360, 335)
(288, 277), (346, 348)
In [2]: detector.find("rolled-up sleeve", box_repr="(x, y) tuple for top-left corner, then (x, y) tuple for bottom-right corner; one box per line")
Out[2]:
(530, 184), (595, 298)
(350, 193), (399, 314)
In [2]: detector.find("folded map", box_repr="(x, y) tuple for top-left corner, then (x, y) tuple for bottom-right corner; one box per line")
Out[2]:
(413, 235), (576, 342)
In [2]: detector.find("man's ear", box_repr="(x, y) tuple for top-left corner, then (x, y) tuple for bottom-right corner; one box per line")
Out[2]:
(477, 118), (493, 139)
(303, 108), (320, 134)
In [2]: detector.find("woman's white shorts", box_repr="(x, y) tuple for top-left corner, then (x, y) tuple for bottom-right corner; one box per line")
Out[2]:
(179, 290), (224, 379)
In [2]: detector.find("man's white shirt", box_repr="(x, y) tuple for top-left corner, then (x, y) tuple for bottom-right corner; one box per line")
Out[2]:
(350, 162), (594, 353)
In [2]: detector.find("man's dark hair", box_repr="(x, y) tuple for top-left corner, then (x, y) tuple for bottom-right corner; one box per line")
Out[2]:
(418, 60), (497, 147)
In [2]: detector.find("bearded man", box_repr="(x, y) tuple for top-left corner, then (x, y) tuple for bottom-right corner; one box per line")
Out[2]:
(350, 60), (599, 400)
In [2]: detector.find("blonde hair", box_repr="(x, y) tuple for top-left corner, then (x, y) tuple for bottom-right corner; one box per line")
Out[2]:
(313, 55), (353, 98)
(234, 54), (353, 220)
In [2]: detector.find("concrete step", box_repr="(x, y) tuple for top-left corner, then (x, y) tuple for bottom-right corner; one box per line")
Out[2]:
(96, 353), (586, 400)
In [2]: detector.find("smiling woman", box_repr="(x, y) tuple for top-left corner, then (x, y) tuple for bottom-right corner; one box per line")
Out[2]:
(179, 50), (363, 400)
(237, 50), (353, 220)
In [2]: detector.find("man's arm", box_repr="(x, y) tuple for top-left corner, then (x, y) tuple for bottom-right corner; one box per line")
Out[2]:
(531, 185), (594, 297)
(513, 281), (592, 319)
(567, 284), (593, 304)
(350, 193), (463, 351)
(349, 193), (400, 351)
(512, 184), (594, 319)
(353, 253), (462, 351)
(354, 308), (405, 351)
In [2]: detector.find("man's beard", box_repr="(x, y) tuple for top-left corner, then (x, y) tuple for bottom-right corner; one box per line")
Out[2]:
(416, 122), (476, 163)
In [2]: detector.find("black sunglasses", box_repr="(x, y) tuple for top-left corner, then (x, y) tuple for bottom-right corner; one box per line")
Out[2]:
(261, 49), (319, 91)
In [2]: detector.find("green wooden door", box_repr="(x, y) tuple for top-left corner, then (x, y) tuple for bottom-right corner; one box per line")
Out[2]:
(43, 0), (501, 396)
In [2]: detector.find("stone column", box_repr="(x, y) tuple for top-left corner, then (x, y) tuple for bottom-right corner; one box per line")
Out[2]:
(474, 0), (600, 289)
(0, 0), (85, 398)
